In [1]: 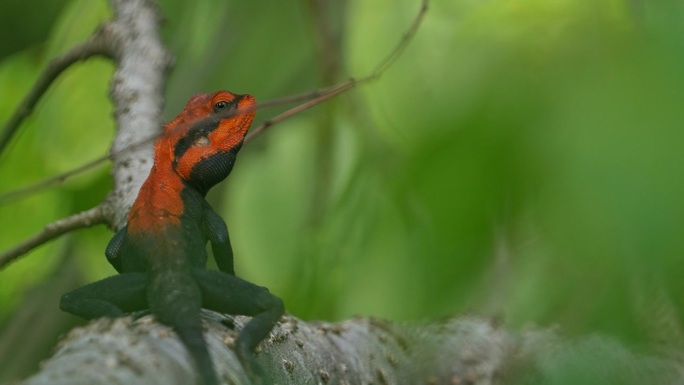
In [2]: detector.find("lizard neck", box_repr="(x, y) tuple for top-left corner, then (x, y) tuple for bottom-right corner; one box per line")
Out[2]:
(127, 143), (188, 235)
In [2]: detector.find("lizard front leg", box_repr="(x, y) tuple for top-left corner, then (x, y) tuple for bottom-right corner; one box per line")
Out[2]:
(104, 226), (127, 274)
(202, 207), (235, 275)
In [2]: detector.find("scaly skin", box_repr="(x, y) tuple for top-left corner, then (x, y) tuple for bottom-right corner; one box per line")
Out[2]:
(61, 91), (284, 385)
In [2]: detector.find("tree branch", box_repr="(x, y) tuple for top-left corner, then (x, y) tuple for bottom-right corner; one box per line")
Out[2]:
(0, 204), (109, 269)
(19, 313), (684, 385)
(0, 156), (109, 206)
(103, 0), (173, 229)
(0, 31), (111, 156)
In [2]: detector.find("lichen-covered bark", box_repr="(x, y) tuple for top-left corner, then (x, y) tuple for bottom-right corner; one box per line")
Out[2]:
(19, 313), (684, 385)
(104, 0), (173, 229)
(18, 314), (509, 385)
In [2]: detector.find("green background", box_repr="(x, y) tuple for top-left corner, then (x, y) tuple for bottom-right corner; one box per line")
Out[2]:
(1, 0), (684, 382)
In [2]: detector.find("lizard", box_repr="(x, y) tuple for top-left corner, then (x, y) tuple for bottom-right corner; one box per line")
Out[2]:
(60, 90), (284, 385)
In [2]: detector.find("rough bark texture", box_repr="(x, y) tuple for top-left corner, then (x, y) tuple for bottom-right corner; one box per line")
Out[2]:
(17, 313), (684, 385)
(103, 0), (172, 229)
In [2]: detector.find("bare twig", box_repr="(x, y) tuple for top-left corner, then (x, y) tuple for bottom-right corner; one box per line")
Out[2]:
(0, 204), (109, 269)
(247, 0), (429, 140)
(0, 156), (109, 206)
(246, 83), (352, 141)
(366, 0), (429, 81)
(0, 31), (111, 156)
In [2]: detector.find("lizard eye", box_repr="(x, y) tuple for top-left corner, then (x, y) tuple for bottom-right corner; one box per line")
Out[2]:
(193, 135), (210, 147)
(213, 100), (230, 112)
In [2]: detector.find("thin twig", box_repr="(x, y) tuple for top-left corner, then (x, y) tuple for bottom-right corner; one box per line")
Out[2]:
(245, 83), (353, 141)
(0, 0), (430, 204)
(247, 0), (430, 140)
(0, 156), (109, 206)
(0, 31), (111, 156)
(0, 204), (109, 269)
(0, 132), (159, 206)
(366, 0), (429, 81)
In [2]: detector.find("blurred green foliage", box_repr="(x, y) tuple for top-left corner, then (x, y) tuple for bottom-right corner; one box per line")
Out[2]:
(1, 0), (684, 380)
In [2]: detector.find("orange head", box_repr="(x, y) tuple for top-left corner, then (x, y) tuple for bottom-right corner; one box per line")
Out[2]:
(158, 90), (256, 194)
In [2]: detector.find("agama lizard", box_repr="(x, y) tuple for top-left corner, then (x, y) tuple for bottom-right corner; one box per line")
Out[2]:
(60, 90), (284, 385)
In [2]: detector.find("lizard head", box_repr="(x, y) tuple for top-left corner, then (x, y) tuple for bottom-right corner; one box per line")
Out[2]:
(161, 90), (256, 194)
